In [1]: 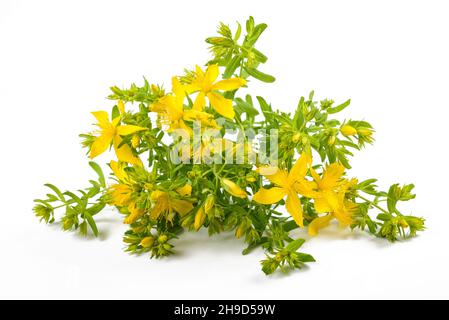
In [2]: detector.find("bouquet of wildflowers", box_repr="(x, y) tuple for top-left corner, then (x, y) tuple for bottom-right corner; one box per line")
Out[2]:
(34, 17), (424, 275)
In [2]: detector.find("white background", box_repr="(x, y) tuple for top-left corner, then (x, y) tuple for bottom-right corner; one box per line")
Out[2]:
(1, 0), (448, 299)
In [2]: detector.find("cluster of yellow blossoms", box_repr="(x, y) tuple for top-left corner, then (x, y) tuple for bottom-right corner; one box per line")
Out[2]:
(87, 63), (359, 236)
(35, 17), (424, 275)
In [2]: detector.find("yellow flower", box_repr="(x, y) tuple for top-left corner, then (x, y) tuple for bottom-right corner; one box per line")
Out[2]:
(110, 160), (129, 182)
(109, 183), (133, 207)
(306, 163), (358, 235)
(188, 64), (246, 119)
(222, 178), (247, 198)
(90, 110), (146, 166)
(108, 160), (148, 225)
(253, 152), (314, 227)
(151, 77), (219, 134)
(149, 188), (194, 222)
(124, 201), (145, 224)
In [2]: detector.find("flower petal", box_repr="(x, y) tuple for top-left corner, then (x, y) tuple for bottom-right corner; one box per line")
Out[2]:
(193, 91), (206, 111)
(91, 111), (111, 128)
(90, 132), (113, 158)
(207, 92), (235, 119)
(258, 167), (289, 188)
(294, 180), (318, 198)
(176, 184), (192, 196)
(285, 191), (304, 227)
(110, 160), (128, 181)
(288, 152), (311, 185)
(253, 187), (287, 204)
(124, 201), (145, 224)
(204, 64), (219, 85)
(333, 206), (354, 226)
(320, 163), (345, 190)
(222, 178), (247, 198)
(211, 78), (246, 91)
(308, 215), (334, 236)
(314, 197), (330, 213)
(113, 136), (142, 166)
(171, 199), (194, 216)
(116, 125), (146, 136)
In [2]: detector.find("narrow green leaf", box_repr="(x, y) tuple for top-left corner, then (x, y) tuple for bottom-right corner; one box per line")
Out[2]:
(87, 202), (106, 216)
(89, 161), (106, 188)
(296, 253), (316, 263)
(244, 67), (275, 83)
(256, 96), (273, 114)
(63, 191), (82, 204)
(223, 55), (242, 79)
(44, 183), (65, 202)
(112, 105), (120, 120)
(234, 22), (242, 42)
(84, 212), (99, 237)
(286, 238), (305, 252)
(327, 99), (351, 114)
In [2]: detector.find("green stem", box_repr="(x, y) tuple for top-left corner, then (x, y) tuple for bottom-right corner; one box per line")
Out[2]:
(356, 193), (389, 215)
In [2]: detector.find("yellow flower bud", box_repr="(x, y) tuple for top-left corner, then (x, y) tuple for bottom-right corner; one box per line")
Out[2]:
(357, 128), (373, 136)
(398, 218), (409, 229)
(158, 234), (168, 243)
(292, 133), (301, 143)
(204, 195), (215, 214)
(144, 183), (154, 191)
(328, 135), (336, 146)
(131, 134), (140, 148)
(118, 100), (125, 114)
(235, 225), (246, 239)
(140, 236), (154, 248)
(194, 207), (206, 231)
(340, 125), (357, 136)
(221, 178), (247, 198)
(246, 176), (256, 183)
(275, 252), (283, 262)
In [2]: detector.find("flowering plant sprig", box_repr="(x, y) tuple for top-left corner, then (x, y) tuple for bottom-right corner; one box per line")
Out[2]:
(34, 17), (425, 275)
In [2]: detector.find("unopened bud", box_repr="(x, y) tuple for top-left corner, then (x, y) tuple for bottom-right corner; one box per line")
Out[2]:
(340, 125), (357, 136)
(204, 195), (215, 214)
(357, 128), (373, 136)
(131, 134), (140, 148)
(292, 133), (301, 143)
(194, 207), (206, 231)
(140, 236), (154, 248)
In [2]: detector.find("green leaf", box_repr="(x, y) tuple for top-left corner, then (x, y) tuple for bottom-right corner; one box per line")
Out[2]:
(234, 22), (242, 42)
(387, 183), (415, 213)
(111, 105), (120, 120)
(223, 55), (242, 79)
(246, 16), (255, 33)
(89, 161), (106, 188)
(252, 48), (268, 63)
(234, 97), (259, 119)
(286, 238), (305, 252)
(377, 213), (392, 221)
(44, 183), (65, 202)
(84, 212), (99, 237)
(87, 202), (106, 216)
(63, 191), (82, 204)
(246, 23), (267, 46)
(296, 253), (315, 263)
(244, 67), (275, 83)
(256, 96), (273, 116)
(293, 99), (305, 130)
(327, 99), (351, 114)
